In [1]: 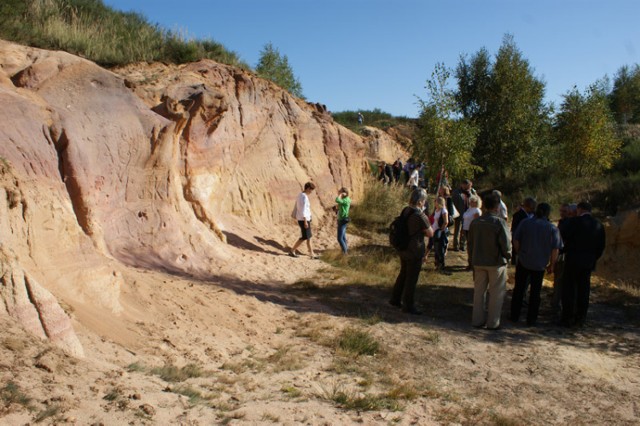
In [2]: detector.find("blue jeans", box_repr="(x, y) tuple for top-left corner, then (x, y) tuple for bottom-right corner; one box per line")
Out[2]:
(433, 228), (449, 267)
(337, 219), (349, 254)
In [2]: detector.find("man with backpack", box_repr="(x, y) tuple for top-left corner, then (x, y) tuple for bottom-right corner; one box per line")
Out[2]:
(389, 188), (434, 315)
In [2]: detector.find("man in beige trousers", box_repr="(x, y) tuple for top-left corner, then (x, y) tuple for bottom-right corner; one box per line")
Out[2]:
(468, 191), (512, 330)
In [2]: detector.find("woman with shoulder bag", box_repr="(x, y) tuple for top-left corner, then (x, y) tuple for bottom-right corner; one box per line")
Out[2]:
(390, 188), (435, 314)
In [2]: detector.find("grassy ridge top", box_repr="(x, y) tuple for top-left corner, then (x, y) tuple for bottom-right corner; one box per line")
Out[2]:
(0, 0), (248, 68)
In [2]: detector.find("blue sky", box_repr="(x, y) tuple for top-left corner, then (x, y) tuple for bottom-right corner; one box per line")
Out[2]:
(103, 0), (640, 118)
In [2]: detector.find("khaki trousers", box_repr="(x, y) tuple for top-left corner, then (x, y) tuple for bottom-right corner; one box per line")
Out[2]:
(472, 265), (507, 329)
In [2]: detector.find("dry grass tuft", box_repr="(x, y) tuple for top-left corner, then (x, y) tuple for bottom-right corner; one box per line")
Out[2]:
(336, 327), (381, 357)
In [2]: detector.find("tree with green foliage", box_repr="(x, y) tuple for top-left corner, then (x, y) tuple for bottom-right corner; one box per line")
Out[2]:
(255, 42), (304, 98)
(455, 47), (491, 121)
(555, 83), (621, 177)
(610, 64), (640, 125)
(415, 63), (479, 184)
(455, 35), (552, 184)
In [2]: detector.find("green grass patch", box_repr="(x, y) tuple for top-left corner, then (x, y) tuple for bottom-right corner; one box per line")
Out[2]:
(0, 0), (248, 68)
(321, 384), (403, 412)
(349, 180), (408, 231)
(170, 385), (206, 405)
(266, 345), (305, 372)
(280, 385), (303, 399)
(337, 327), (380, 356)
(1, 381), (33, 410)
(150, 363), (205, 382)
(102, 388), (122, 401)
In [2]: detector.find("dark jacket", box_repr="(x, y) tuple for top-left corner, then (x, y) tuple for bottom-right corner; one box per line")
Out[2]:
(511, 208), (529, 233)
(559, 213), (605, 271)
(451, 188), (467, 214)
(452, 187), (476, 215)
(468, 212), (512, 267)
(400, 206), (430, 260)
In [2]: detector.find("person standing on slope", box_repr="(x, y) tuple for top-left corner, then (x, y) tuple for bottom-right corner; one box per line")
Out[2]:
(335, 187), (351, 255)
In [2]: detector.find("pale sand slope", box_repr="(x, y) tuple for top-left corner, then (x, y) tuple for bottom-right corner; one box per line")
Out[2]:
(2, 231), (639, 425)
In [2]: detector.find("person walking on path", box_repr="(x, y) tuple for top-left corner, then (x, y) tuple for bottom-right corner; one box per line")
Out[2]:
(390, 188), (434, 315)
(288, 182), (319, 259)
(509, 203), (562, 326)
(559, 201), (606, 327)
(468, 191), (512, 330)
(335, 187), (351, 255)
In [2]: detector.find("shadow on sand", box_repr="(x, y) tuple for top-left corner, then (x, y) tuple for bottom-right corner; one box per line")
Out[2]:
(146, 243), (640, 358)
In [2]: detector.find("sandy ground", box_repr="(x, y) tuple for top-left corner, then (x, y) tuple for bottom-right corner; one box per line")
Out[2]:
(1, 225), (639, 425)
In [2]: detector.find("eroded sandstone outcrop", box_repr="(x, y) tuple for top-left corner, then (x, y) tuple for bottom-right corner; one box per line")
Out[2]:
(361, 125), (409, 163)
(0, 39), (405, 353)
(0, 250), (84, 358)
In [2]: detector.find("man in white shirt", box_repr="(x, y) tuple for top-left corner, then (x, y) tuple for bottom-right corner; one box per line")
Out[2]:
(288, 182), (319, 259)
(493, 190), (508, 221)
(407, 167), (419, 189)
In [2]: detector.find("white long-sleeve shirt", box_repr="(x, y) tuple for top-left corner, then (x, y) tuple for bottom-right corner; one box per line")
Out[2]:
(498, 200), (508, 221)
(295, 192), (312, 221)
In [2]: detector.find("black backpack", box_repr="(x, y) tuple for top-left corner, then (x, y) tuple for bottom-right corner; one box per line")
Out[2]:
(445, 197), (455, 227)
(389, 208), (416, 251)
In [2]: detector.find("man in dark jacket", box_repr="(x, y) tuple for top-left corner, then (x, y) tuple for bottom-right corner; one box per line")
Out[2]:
(451, 179), (476, 251)
(559, 201), (606, 327)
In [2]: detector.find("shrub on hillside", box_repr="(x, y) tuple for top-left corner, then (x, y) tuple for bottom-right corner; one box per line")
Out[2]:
(0, 0), (248, 68)
(349, 179), (408, 230)
(333, 109), (414, 132)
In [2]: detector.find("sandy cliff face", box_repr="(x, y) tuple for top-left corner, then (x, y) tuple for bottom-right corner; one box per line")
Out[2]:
(114, 60), (369, 241)
(1, 39), (635, 359)
(600, 209), (640, 284)
(0, 39), (385, 354)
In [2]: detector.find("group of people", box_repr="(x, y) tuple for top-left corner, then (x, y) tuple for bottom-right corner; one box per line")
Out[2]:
(287, 179), (606, 330)
(377, 158), (431, 189)
(391, 185), (606, 330)
(390, 179), (481, 314)
(505, 198), (605, 328)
